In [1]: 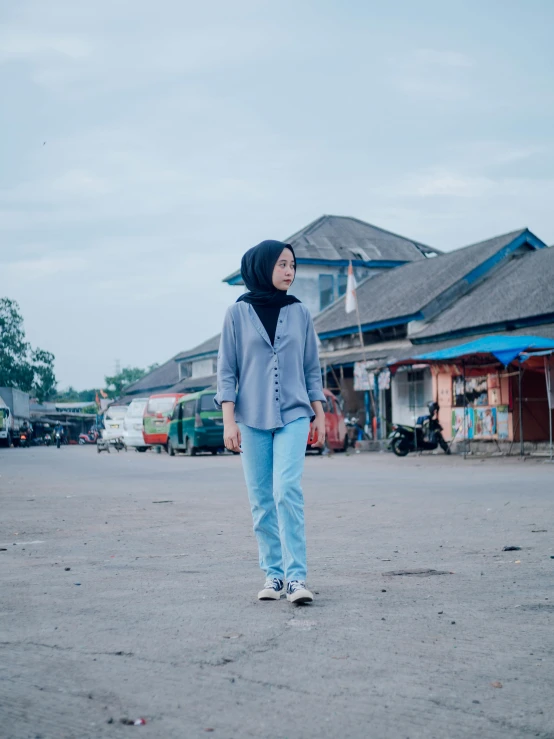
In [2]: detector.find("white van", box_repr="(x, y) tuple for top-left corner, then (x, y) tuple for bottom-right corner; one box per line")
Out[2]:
(102, 405), (128, 443)
(123, 398), (150, 452)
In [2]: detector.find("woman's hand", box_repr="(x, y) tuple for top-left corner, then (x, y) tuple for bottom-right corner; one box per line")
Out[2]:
(310, 412), (326, 449)
(224, 421), (242, 453)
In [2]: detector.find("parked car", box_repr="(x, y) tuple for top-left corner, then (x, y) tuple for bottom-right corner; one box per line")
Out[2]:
(123, 398), (150, 452)
(143, 393), (185, 449)
(101, 405), (128, 443)
(307, 389), (348, 453)
(166, 389), (223, 456)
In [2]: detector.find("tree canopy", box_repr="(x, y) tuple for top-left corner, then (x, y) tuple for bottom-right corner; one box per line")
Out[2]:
(0, 298), (57, 402)
(104, 364), (158, 399)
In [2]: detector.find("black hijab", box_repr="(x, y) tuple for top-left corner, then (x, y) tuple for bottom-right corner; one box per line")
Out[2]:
(236, 240), (301, 307)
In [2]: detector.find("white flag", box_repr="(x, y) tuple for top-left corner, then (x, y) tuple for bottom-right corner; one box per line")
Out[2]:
(345, 261), (357, 313)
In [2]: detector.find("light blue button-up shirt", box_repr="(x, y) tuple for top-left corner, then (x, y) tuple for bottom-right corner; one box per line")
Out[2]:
(214, 301), (326, 430)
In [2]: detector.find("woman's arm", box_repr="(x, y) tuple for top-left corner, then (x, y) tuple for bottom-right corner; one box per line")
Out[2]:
(304, 311), (327, 448)
(310, 400), (326, 448)
(215, 308), (238, 409)
(222, 402), (241, 453)
(215, 308), (242, 452)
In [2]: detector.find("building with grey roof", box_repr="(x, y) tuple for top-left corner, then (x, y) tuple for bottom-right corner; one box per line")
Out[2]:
(314, 228), (546, 344)
(223, 214), (440, 315)
(412, 244), (554, 343)
(313, 227), (550, 429)
(121, 335), (221, 401)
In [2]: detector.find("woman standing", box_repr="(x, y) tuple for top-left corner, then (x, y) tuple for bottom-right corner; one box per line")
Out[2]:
(215, 240), (326, 604)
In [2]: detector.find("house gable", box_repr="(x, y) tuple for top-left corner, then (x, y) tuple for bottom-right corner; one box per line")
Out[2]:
(314, 228), (546, 342)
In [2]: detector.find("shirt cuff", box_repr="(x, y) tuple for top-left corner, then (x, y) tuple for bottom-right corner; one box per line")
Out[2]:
(308, 389), (327, 403)
(214, 390), (237, 410)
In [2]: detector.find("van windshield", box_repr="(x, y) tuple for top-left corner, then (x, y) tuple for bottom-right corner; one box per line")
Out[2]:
(127, 400), (147, 418)
(105, 406), (128, 420)
(199, 394), (217, 412)
(147, 397), (176, 414)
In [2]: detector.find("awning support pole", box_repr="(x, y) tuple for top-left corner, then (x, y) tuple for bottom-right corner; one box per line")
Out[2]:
(462, 360), (467, 460)
(545, 356), (553, 462)
(518, 364), (524, 457)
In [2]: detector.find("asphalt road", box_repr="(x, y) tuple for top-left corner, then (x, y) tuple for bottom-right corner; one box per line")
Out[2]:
(1, 445), (553, 739)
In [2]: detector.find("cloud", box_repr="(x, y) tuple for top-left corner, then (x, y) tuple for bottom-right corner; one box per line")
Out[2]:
(0, 28), (91, 61)
(415, 48), (473, 68)
(386, 47), (474, 101)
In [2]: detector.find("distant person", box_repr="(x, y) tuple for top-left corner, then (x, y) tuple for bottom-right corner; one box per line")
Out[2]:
(215, 240), (326, 604)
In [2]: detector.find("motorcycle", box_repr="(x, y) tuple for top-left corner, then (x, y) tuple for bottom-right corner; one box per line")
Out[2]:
(19, 431), (30, 448)
(344, 415), (372, 445)
(389, 402), (451, 457)
(44, 432), (52, 447)
(55, 430), (62, 449)
(79, 430), (99, 445)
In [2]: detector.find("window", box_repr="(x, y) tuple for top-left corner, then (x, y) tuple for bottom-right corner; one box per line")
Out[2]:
(199, 393), (216, 412)
(337, 273), (347, 297)
(179, 362), (192, 380)
(407, 371), (425, 410)
(147, 397), (176, 414)
(183, 401), (196, 419)
(319, 274), (334, 311)
(105, 406), (128, 420)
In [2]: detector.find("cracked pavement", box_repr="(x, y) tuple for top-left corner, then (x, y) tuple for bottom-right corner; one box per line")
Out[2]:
(1, 446), (553, 738)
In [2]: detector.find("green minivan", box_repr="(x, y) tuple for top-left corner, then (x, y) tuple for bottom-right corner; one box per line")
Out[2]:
(166, 389), (224, 456)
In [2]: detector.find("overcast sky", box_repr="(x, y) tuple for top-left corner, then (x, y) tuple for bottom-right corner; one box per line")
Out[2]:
(2, 0), (553, 389)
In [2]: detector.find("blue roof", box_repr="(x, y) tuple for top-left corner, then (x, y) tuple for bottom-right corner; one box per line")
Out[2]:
(413, 335), (554, 366)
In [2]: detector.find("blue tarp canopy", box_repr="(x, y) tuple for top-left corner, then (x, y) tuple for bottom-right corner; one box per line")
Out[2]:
(408, 335), (554, 367)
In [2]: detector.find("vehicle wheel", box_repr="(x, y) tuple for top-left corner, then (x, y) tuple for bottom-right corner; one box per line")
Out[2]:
(211, 449), (218, 455)
(12, 438), (20, 448)
(136, 447), (147, 453)
(167, 440), (175, 457)
(185, 438), (197, 456)
(392, 437), (410, 457)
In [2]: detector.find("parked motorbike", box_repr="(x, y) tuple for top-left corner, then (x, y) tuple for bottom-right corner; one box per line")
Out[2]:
(44, 432), (52, 447)
(389, 402), (451, 457)
(79, 430), (99, 445)
(344, 415), (372, 445)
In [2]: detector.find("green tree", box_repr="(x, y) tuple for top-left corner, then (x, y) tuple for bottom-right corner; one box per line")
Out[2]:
(0, 298), (57, 402)
(104, 366), (148, 399)
(55, 386), (97, 402)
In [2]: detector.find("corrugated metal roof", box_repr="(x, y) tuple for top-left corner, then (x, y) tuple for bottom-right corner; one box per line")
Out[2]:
(123, 354), (181, 396)
(223, 214), (439, 282)
(414, 246), (554, 340)
(168, 374), (217, 393)
(314, 228), (534, 337)
(174, 334), (220, 362)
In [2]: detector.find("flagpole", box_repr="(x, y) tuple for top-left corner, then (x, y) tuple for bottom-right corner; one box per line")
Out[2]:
(346, 261), (377, 431)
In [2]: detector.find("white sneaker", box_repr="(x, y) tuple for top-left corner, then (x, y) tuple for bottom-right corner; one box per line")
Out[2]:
(258, 577), (285, 600)
(286, 580), (313, 604)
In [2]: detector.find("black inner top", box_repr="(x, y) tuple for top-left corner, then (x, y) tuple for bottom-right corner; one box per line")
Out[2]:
(252, 303), (281, 346)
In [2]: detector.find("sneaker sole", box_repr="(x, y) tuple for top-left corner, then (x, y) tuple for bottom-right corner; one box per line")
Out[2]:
(258, 591), (284, 600)
(286, 593), (313, 604)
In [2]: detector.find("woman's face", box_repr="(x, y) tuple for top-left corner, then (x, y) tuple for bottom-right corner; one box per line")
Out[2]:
(272, 248), (295, 291)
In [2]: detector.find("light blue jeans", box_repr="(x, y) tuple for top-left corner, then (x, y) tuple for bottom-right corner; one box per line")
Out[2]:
(238, 416), (310, 582)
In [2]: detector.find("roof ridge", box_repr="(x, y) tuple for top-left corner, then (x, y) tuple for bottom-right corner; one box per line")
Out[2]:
(285, 214), (328, 242)
(446, 227), (528, 254)
(330, 214), (439, 253)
